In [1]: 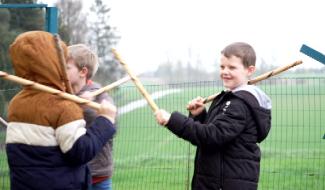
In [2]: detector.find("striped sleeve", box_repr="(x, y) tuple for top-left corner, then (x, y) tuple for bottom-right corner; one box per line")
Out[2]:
(6, 122), (57, 146)
(55, 116), (116, 165)
(55, 119), (87, 153)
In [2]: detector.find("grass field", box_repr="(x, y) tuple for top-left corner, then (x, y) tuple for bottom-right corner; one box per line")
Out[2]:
(1, 78), (325, 190)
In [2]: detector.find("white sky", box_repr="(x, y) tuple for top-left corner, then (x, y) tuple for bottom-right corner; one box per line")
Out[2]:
(45, 0), (325, 73)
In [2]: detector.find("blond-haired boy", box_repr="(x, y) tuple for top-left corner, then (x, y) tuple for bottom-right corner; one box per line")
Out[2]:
(67, 44), (116, 190)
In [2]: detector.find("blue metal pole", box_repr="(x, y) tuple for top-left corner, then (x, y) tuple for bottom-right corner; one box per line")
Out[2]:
(46, 7), (58, 34)
(0, 4), (58, 34)
(0, 4), (47, 8)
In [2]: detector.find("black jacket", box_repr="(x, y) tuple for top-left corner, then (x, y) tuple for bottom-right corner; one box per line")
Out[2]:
(166, 87), (271, 190)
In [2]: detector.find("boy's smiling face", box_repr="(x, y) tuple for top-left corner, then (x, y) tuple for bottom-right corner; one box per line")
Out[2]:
(219, 55), (255, 91)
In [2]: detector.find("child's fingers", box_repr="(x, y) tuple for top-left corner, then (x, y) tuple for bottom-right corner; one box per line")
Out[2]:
(80, 91), (95, 101)
(187, 97), (200, 109)
(194, 102), (204, 107)
(98, 100), (117, 123)
(187, 98), (204, 111)
(195, 96), (204, 104)
(154, 109), (170, 126)
(187, 102), (195, 110)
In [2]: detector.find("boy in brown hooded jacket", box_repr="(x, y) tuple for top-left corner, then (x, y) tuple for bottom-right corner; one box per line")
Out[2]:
(5, 31), (116, 190)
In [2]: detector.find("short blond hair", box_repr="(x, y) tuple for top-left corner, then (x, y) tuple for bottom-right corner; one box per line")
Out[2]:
(68, 44), (98, 79)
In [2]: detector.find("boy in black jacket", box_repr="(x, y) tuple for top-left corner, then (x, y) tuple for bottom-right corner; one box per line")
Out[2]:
(155, 42), (272, 190)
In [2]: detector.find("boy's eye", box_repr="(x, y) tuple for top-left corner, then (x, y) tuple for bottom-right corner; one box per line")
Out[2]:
(220, 65), (225, 69)
(229, 66), (236, 70)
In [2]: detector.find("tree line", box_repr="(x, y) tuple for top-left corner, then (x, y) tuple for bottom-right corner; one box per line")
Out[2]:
(153, 57), (325, 83)
(0, 0), (123, 117)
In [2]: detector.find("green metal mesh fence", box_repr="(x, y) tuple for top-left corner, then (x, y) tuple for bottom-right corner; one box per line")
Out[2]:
(1, 78), (325, 190)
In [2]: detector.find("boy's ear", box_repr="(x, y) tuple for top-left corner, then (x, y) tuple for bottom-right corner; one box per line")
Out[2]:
(80, 66), (89, 77)
(247, 65), (256, 76)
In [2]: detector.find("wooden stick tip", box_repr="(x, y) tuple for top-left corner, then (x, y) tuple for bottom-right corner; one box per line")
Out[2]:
(0, 71), (6, 76)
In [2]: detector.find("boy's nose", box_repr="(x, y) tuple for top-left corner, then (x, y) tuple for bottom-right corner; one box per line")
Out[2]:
(221, 68), (229, 75)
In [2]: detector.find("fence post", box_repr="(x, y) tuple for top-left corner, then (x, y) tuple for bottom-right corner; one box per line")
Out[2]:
(46, 7), (58, 34)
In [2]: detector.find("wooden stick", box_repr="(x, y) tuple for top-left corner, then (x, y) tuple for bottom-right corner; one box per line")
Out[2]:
(203, 60), (303, 104)
(53, 34), (73, 94)
(0, 71), (101, 110)
(88, 75), (133, 97)
(247, 60), (303, 85)
(112, 49), (159, 112)
(0, 116), (7, 128)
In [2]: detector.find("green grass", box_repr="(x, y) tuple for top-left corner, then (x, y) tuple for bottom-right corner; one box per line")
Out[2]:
(0, 131), (6, 142)
(1, 78), (325, 189)
(0, 150), (10, 190)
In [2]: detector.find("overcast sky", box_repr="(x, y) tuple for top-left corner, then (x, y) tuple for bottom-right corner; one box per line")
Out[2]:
(45, 0), (325, 73)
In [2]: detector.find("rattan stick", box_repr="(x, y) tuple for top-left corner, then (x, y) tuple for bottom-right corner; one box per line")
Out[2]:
(88, 75), (133, 97)
(53, 34), (73, 94)
(0, 71), (101, 110)
(0, 116), (7, 128)
(112, 49), (159, 112)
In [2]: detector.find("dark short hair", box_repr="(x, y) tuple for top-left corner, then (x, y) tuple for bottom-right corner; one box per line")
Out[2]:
(221, 42), (256, 68)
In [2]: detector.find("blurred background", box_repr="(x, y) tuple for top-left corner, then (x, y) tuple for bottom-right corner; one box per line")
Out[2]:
(0, 0), (324, 189)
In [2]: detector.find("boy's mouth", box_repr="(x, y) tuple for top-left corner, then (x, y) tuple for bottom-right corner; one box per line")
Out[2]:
(222, 77), (232, 81)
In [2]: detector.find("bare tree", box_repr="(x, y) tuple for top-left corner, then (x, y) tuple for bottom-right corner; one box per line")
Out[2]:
(56, 0), (88, 44)
(89, 0), (124, 84)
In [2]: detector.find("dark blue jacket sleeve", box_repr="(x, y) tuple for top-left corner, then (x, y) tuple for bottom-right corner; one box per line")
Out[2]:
(64, 116), (116, 165)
